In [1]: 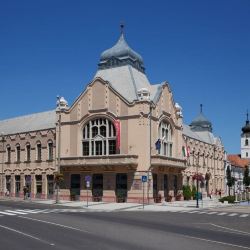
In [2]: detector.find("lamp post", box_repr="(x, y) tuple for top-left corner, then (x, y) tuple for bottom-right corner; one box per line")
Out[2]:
(192, 151), (200, 208)
(147, 102), (153, 204)
(196, 159), (199, 208)
(1, 133), (5, 197)
(55, 96), (68, 204)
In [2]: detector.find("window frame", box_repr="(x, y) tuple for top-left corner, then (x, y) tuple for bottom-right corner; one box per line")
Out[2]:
(82, 118), (117, 156)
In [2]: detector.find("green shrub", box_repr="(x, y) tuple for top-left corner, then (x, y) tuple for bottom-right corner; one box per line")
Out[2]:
(219, 196), (235, 203)
(191, 185), (197, 200)
(183, 185), (192, 200)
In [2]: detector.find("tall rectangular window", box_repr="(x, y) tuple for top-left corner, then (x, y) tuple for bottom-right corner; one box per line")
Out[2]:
(7, 147), (11, 163)
(16, 145), (21, 162)
(48, 142), (53, 160)
(37, 144), (42, 161)
(26, 144), (31, 162)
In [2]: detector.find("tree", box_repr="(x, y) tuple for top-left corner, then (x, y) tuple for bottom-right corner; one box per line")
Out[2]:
(226, 166), (235, 196)
(243, 166), (250, 188)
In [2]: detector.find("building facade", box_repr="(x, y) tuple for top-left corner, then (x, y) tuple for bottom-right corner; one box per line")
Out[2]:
(0, 31), (225, 202)
(182, 106), (225, 197)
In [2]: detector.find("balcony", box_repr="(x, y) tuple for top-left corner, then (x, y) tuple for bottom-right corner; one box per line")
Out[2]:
(151, 155), (186, 169)
(60, 154), (138, 169)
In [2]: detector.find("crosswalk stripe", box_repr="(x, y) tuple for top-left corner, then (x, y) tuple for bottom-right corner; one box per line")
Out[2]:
(5, 210), (28, 215)
(239, 214), (249, 218)
(0, 211), (16, 216)
(228, 213), (238, 216)
(207, 212), (218, 215)
(217, 212), (227, 215)
(187, 211), (199, 213)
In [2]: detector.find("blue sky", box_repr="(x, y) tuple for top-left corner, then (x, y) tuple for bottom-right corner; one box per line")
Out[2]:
(0, 0), (249, 154)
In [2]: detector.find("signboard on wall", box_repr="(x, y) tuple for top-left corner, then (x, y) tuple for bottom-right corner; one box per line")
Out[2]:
(114, 120), (120, 153)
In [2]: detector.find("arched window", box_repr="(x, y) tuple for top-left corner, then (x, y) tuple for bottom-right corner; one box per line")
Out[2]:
(6, 145), (11, 163)
(47, 140), (53, 161)
(82, 118), (116, 156)
(245, 139), (249, 146)
(158, 121), (173, 157)
(36, 141), (42, 161)
(26, 143), (31, 162)
(16, 144), (21, 162)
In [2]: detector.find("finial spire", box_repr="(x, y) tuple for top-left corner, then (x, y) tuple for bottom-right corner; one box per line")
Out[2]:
(200, 104), (203, 113)
(120, 22), (124, 34)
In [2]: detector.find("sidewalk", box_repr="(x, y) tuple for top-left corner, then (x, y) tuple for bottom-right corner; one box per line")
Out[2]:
(0, 196), (234, 212)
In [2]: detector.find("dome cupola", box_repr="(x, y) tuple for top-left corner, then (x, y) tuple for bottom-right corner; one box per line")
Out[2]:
(190, 104), (212, 132)
(98, 25), (145, 73)
(242, 111), (250, 134)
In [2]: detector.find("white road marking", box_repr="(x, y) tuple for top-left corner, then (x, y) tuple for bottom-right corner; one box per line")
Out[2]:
(187, 211), (199, 213)
(0, 224), (54, 246)
(5, 210), (28, 215)
(18, 215), (91, 234)
(217, 212), (227, 215)
(183, 234), (250, 249)
(207, 212), (218, 215)
(228, 213), (238, 217)
(239, 214), (249, 218)
(209, 223), (250, 236)
(0, 211), (16, 216)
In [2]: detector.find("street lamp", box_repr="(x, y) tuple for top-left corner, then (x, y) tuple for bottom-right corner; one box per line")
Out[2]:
(55, 96), (68, 204)
(147, 102), (153, 204)
(1, 132), (5, 197)
(192, 151), (200, 208)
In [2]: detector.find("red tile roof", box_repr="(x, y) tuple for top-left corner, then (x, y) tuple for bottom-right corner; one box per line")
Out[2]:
(227, 154), (250, 168)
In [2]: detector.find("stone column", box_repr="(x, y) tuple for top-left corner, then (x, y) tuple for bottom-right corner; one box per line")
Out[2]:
(103, 173), (116, 202)
(0, 173), (5, 196)
(20, 173), (25, 199)
(42, 173), (47, 199)
(11, 174), (15, 197)
(158, 174), (164, 202)
(31, 174), (36, 198)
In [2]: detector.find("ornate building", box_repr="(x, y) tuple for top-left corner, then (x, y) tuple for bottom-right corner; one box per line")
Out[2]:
(0, 29), (225, 202)
(182, 105), (225, 196)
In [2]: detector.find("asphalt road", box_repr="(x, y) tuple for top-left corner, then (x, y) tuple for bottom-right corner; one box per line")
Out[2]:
(0, 200), (249, 250)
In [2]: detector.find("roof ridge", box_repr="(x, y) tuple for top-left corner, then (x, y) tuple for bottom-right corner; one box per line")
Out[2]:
(0, 109), (55, 123)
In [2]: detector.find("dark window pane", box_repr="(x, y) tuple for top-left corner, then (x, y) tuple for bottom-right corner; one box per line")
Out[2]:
(109, 140), (116, 155)
(92, 126), (98, 137)
(100, 126), (106, 137)
(82, 141), (89, 156)
(95, 141), (102, 155)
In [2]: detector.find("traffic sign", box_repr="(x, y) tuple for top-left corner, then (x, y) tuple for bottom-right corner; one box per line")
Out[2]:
(85, 175), (91, 182)
(86, 181), (90, 188)
(141, 175), (147, 182)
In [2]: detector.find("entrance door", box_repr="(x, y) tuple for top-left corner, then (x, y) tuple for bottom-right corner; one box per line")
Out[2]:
(92, 174), (103, 201)
(36, 175), (42, 198)
(15, 176), (20, 197)
(47, 175), (54, 199)
(70, 174), (81, 200)
(153, 173), (158, 200)
(116, 173), (127, 202)
(25, 175), (31, 198)
(164, 174), (169, 199)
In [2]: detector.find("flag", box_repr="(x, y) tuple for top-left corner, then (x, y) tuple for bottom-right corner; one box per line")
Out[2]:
(155, 139), (161, 153)
(182, 146), (190, 158)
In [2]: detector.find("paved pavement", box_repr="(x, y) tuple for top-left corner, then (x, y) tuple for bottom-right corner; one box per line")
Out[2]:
(1, 196), (244, 212)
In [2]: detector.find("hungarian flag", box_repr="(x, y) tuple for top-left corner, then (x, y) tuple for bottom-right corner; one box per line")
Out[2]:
(182, 146), (190, 157)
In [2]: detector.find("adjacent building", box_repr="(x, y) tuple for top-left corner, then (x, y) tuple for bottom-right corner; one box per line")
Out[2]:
(0, 30), (225, 202)
(226, 113), (250, 194)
